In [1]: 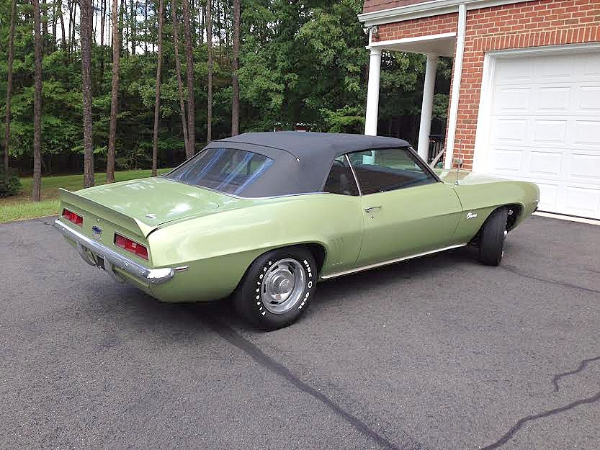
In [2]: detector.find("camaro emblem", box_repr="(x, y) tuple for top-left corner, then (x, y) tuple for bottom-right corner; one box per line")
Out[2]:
(92, 225), (102, 236)
(466, 212), (478, 220)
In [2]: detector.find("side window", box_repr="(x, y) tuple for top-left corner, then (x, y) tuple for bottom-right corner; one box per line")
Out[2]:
(322, 156), (359, 196)
(348, 147), (436, 195)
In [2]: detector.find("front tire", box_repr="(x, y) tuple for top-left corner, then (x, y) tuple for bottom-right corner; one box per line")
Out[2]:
(479, 207), (508, 266)
(234, 247), (317, 331)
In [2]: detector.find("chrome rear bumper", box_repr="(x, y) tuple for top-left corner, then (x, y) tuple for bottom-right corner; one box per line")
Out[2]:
(54, 219), (174, 285)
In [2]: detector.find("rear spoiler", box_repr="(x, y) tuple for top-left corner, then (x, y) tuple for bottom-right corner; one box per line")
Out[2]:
(58, 188), (157, 238)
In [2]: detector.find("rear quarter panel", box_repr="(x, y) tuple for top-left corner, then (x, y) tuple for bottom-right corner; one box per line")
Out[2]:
(148, 193), (364, 302)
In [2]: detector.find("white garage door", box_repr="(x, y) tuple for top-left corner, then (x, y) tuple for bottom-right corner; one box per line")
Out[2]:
(483, 49), (600, 219)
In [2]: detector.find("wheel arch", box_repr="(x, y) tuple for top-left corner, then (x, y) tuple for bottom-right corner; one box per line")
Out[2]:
(504, 203), (523, 231)
(235, 241), (328, 289)
(471, 203), (523, 245)
(262, 242), (328, 275)
(480, 203), (523, 231)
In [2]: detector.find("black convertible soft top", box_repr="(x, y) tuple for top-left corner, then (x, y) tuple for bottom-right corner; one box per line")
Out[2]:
(202, 132), (410, 197)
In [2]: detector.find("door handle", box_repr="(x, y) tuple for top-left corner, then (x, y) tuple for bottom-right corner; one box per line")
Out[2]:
(364, 206), (382, 213)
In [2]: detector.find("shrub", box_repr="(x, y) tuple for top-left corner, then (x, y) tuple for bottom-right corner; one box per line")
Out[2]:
(0, 169), (22, 198)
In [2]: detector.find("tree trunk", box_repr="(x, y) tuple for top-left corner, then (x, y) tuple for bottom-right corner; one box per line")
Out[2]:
(100, 0), (106, 77)
(106, 0), (120, 183)
(130, 0), (136, 54)
(152, 0), (164, 176)
(144, 0), (147, 53)
(100, 0), (105, 46)
(52, 0), (58, 50)
(182, 0), (195, 154)
(223, 0), (228, 53)
(3, 0), (17, 173)
(231, 0), (240, 135)
(189, 0), (195, 47)
(93, 0), (96, 41)
(120, 0), (126, 54)
(216, 0), (221, 64)
(67, 0), (72, 57)
(32, 0), (43, 201)
(171, 0), (190, 157)
(59, 0), (67, 51)
(71, 1), (77, 55)
(206, 0), (212, 142)
(81, 0), (95, 187)
(199, 2), (204, 45)
(42, 0), (48, 54)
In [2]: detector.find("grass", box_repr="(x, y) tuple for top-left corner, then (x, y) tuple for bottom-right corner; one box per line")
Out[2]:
(0, 168), (172, 224)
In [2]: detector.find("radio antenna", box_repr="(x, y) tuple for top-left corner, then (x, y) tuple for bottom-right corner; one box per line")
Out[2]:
(454, 139), (462, 185)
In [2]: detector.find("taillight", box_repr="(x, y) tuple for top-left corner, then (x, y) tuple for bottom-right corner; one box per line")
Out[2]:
(62, 208), (83, 226)
(114, 233), (149, 260)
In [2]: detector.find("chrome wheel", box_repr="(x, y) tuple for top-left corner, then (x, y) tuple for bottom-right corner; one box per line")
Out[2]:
(260, 258), (306, 314)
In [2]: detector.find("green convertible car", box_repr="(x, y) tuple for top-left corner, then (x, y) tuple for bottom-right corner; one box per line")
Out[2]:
(55, 132), (539, 330)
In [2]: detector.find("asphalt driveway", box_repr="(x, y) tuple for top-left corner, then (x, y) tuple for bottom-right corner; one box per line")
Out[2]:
(1, 215), (600, 450)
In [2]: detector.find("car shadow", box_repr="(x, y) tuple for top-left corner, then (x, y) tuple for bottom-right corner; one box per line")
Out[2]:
(315, 245), (480, 301)
(84, 245), (486, 337)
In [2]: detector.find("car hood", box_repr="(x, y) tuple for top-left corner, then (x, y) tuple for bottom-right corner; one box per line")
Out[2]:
(75, 177), (248, 228)
(436, 170), (509, 185)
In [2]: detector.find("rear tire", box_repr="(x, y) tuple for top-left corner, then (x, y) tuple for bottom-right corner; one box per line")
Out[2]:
(479, 207), (508, 266)
(234, 247), (317, 331)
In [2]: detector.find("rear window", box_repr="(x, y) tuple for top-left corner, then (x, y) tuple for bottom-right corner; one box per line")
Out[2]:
(165, 148), (274, 196)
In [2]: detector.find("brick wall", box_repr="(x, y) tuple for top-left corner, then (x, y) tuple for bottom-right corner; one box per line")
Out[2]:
(456, 0), (600, 169)
(363, 0), (430, 14)
(370, 0), (600, 169)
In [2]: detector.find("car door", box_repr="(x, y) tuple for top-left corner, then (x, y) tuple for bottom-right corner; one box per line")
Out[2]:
(348, 147), (464, 267)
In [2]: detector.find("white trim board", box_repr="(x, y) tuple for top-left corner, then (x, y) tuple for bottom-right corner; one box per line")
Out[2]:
(534, 212), (600, 227)
(367, 32), (456, 49)
(359, 0), (536, 26)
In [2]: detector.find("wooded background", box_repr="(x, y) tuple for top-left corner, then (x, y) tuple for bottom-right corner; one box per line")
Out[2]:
(0, 0), (451, 199)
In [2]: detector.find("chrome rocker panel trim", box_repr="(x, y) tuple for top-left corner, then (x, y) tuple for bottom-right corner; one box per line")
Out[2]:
(54, 219), (175, 285)
(320, 243), (468, 280)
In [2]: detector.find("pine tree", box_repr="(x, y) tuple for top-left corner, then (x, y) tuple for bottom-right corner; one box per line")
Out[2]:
(206, 0), (213, 142)
(172, 0), (190, 157)
(81, 0), (95, 187)
(107, 0), (121, 183)
(231, 0), (240, 136)
(32, 0), (43, 201)
(152, 0), (165, 176)
(182, 0), (195, 153)
(3, 0), (17, 172)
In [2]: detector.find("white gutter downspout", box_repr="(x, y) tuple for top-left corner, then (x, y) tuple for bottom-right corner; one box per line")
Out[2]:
(444, 3), (467, 169)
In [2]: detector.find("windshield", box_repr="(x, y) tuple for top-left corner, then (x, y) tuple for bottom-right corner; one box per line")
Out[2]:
(165, 148), (274, 196)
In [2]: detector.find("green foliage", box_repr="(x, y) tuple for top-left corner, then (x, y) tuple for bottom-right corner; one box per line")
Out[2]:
(0, 0), (452, 175)
(0, 169), (22, 197)
(0, 168), (171, 222)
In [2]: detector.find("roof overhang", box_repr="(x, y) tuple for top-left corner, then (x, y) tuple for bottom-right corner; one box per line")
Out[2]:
(358, 0), (535, 26)
(368, 32), (456, 57)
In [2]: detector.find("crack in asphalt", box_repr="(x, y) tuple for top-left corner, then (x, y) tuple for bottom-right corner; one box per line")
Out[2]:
(479, 357), (600, 450)
(553, 356), (600, 392)
(502, 264), (600, 295)
(194, 311), (422, 450)
(479, 390), (600, 450)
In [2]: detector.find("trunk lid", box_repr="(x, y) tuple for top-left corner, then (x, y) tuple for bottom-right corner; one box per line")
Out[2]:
(59, 177), (242, 238)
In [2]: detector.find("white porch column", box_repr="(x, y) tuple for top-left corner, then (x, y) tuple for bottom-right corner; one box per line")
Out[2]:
(417, 53), (438, 162)
(365, 48), (382, 136)
(445, 3), (467, 170)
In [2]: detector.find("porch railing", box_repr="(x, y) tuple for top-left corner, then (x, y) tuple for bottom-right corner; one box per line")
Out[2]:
(427, 134), (445, 167)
